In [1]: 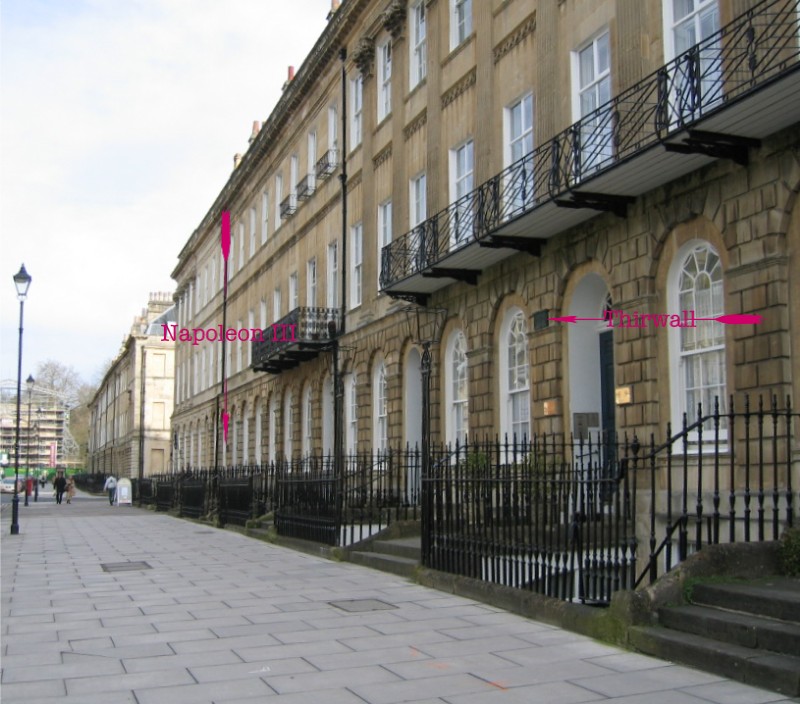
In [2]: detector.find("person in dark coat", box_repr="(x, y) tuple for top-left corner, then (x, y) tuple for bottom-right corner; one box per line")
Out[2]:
(53, 471), (67, 505)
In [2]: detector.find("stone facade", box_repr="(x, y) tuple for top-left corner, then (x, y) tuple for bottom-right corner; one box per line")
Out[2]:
(88, 293), (175, 478)
(170, 0), (799, 477)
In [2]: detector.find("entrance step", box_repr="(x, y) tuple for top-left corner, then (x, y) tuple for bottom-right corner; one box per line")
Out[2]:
(691, 580), (800, 623)
(349, 551), (418, 579)
(629, 625), (800, 695)
(370, 537), (421, 561)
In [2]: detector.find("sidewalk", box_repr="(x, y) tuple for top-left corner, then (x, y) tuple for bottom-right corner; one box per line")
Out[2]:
(2, 498), (795, 704)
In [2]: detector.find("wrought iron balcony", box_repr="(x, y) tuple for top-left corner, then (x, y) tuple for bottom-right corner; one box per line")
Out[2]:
(296, 173), (315, 201)
(380, 0), (800, 303)
(279, 193), (297, 219)
(252, 306), (340, 375)
(316, 148), (338, 180)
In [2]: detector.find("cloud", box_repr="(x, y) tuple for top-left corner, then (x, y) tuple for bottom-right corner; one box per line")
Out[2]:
(0, 0), (332, 383)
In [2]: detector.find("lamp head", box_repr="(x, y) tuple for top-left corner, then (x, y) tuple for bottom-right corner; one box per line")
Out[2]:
(13, 264), (32, 301)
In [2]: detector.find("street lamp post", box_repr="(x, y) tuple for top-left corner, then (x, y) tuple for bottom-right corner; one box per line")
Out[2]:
(24, 375), (34, 506)
(10, 263), (32, 535)
(403, 305), (447, 564)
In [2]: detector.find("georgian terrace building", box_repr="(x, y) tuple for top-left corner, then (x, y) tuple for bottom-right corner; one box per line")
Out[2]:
(170, 0), (800, 473)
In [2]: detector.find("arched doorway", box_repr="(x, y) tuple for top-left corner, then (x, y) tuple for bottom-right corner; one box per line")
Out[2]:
(568, 274), (615, 444)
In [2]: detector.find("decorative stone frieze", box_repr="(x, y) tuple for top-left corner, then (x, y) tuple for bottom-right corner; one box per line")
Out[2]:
(373, 144), (393, 168)
(441, 68), (477, 109)
(493, 12), (537, 64)
(403, 109), (427, 140)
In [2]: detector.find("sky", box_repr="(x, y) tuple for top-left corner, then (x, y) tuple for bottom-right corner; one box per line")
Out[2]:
(0, 0), (333, 387)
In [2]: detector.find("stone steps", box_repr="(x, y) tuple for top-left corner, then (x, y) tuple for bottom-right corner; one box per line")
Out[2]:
(630, 577), (800, 696)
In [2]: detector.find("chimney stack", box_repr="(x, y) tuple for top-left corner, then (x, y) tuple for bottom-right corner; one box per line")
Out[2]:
(233, 153), (242, 169)
(249, 120), (261, 144)
(283, 66), (296, 91)
(327, 0), (341, 20)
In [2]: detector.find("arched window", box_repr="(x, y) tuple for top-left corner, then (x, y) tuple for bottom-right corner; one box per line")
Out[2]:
(302, 385), (313, 458)
(283, 392), (293, 461)
(345, 374), (357, 454)
(268, 396), (278, 464)
(255, 400), (263, 465)
(670, 240), (727, 428)
(499, 308), (530, 441)
(322, 375), (334, 456)
(373, 361), (388, 455)
(242, 403), (249, 465)
(445, 331), (469, 446)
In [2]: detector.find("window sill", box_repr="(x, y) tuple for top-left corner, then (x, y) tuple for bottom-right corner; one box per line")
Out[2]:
(443, 33), (475, 68)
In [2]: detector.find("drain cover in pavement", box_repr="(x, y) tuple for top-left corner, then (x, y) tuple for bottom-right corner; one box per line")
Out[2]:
(101, 561), (152, 573)
(329, 599), (397, 612)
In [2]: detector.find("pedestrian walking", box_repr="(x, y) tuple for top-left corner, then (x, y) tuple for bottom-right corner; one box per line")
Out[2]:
(66, 476), (75, 504)
(103, 475), (117, 506)
(53, 471), (67, 505)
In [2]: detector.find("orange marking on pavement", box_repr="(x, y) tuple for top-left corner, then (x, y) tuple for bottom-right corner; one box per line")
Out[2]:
(486, 681), (508, 690)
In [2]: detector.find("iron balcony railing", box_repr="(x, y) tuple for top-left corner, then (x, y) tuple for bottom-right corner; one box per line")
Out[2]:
(380, 0), (800, 291)
(296, 173), (315, 201)
(279, 193), (297, 218)
(316, 148), (338, 180)
(251, 306), (339, 373)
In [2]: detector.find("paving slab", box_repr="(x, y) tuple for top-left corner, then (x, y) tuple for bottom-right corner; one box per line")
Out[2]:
(1, 496), (794, 704)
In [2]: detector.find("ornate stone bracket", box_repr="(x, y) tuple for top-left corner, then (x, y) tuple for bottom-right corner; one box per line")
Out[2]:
(353, 37), (375, 78)
(382, 0), (406, 40)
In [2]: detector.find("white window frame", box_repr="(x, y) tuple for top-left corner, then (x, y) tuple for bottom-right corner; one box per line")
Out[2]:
(307, 131), (317, 188)
(668, 239), (728, 444)
(238, 222), (245, 270)
(410, 0), (427, 89)
(249, 207), (256, 256)
(662, 0), (722, 124)
(268, 396), (278, 463)
(236, 318), (243, 373)
(274, 174), (283, 229)
(350, 223), (363, 308)
(350, 76), (363, 148)
(327, 242), (339, 308)
(345, 374), (358, 454)
(247, 309), (254, 366)
(449, 139), (474, 247)
(377, 39), (392, 122)
(261, 191), (269, 244)
(260, 298), (267, 330)
(283, 391), (293, 461)
(445, 330), (469, 447)
(410, 173), (427, 227)
(328, 105), (338, 152)
(504, 93), (535, 216)
(571, 31), (613, 179)
(289, 154), (299, 211)
(289, 272), (298, 311)
(307, 258), (317, 307)
(302, 384), (313, 458)
(242, 406), (249, 465)
(378, 200), (392, 287)
(273, 287), (282, 321)
(499, 308), (530, 442)
(450, 0), (473, 50)
(373, 361), (388, 456)
(255, 402), (263, 465)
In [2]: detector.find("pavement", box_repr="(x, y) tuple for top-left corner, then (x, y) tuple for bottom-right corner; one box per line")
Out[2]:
(2, 490), (798, 704)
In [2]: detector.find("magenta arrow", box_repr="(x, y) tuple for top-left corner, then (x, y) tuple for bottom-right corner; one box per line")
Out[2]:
(548, 316), (607, 324)
(221, 211), (231, 445)
(695, 314), (762, 325)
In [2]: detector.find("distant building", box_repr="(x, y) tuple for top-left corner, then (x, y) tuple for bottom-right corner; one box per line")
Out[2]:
(88, 293), (175, 478)
(0, 383), (73, 473)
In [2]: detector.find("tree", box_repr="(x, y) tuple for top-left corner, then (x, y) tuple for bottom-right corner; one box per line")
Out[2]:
(35, 360), (82, 407)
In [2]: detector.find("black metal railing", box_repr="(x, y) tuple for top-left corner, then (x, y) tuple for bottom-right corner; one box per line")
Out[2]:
(380, 0), (800, 289)
(296, 173), (315, 201)
(251, 306), (339, 372)
(316, 148), (338, 180)
(422, 434), (636, 605)
(274, 448), (422, 546)
(634, 395), (797, 588)
(279, 193), (297, 218)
